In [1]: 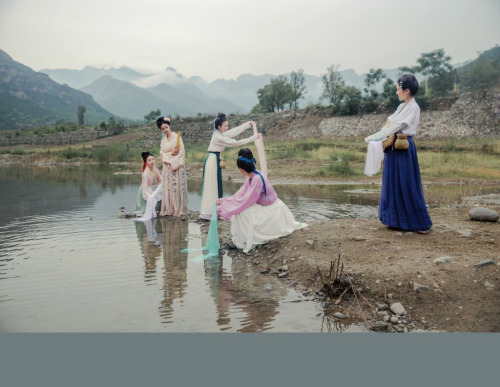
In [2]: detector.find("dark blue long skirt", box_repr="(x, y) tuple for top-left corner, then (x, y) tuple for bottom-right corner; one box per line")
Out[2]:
(379, 137), (432, 232)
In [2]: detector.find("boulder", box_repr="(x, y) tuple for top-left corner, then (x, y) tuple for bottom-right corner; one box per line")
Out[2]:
(468, 207), (499, 222)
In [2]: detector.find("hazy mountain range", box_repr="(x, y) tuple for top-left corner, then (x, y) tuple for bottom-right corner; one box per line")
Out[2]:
(1, 46), (486, 130)
(41, 65), (404, 119)
(0, 50), (113, 130)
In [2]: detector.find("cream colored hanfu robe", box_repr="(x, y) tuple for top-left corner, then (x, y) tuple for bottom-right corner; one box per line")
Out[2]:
(199, 123), (257, 219)
(160, 132), (188, 217)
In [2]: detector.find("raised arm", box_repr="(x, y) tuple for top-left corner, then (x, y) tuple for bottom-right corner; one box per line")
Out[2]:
(224, 121), (253, 138)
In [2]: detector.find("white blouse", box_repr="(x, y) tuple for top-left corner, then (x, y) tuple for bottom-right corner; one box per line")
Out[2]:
(388, 98), (420, 136)
(365, 97), (421, 143)
(207, 122), (257, 152)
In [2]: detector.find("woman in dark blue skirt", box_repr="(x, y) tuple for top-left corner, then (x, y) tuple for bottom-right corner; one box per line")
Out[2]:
(379, 75), (432, 234)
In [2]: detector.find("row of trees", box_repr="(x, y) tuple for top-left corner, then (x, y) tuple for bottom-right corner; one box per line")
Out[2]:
(252, 48), (498, 116)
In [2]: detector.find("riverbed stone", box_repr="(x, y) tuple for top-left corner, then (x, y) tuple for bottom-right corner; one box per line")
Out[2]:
(468, 207), (499, 222)
(390, 316), (399, 324)
(474, 259), (495, 268)
(413, 282), (430, 291)
(434, 256), (452, 264)
(390, 303), (406, 316)
(333, 312), (346, 319)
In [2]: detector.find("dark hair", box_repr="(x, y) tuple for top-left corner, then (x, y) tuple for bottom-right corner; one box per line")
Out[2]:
(214, 113), (227, 130)
(156, 116), (171, 129)
(236, 148), (256, 173)
(397, 74), (419, 96)
(141, 151), (152, 163)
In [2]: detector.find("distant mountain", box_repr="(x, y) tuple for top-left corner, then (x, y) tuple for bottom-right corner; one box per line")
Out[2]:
(80, 75), (186, 120)
(456, 46), (500, 91)
(40, 66), (151, 89)
(133, 67), (246, 114)
(0, 50), (114, 130)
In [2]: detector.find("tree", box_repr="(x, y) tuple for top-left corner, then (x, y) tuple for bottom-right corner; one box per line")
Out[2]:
(256, 75), (294, 112)
(320, 65), (345, 105)
(381, 79), (400, 110)
(144, 109), (161, 123)
(400, 49), (454, 96)
(364, 68), (386, 97)
(77, 105), (86, 125)
(337, 86), (362, 115)
(289, 69), (307, 110)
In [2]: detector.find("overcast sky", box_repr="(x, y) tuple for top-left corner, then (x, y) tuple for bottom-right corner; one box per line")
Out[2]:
(0, 0), (498, 81)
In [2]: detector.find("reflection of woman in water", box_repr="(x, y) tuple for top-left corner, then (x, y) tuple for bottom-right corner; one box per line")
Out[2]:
(158, 217), (189, 322)
(203, 253), (286, 332)
(217, 148), (307, 253)
(134, 151), (161, 215)
(134, 219), (162, 279)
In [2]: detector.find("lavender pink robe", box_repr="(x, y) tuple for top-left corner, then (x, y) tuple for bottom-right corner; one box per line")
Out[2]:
(217, 172), (277, 220)
(217, 171), (307, 253)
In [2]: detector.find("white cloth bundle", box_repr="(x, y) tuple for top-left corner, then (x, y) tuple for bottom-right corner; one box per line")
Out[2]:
(364, 140), (385, 176)
(135, 183), (163, 222)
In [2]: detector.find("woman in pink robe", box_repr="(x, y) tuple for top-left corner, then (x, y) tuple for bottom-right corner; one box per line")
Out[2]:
(217, 148), (307, 253)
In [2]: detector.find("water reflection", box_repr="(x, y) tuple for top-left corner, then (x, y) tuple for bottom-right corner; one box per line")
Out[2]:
(134, 220), (162, 282)
(1, 165), (499, 332)
(158, 217), (189, 322)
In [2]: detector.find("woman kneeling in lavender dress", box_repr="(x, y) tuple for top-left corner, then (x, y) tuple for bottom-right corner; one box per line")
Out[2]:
(216, 148), (307, 253)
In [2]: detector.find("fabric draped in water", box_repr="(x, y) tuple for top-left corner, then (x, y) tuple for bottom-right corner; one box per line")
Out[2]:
(181, 204), (220, 260)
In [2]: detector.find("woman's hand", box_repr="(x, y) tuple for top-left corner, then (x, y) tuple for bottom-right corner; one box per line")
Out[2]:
(173, 146), (179, 155)
(249, 121), (256, 128)
(256, 133), (263, 140)
(216, 199), (221, 206)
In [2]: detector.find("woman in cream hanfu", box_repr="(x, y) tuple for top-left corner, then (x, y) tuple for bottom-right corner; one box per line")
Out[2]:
(199, 113), (259, 220)
(134, 151), (162, 216)
(157, 116), (188, 217)
(364, 75), (432, 234)
(216, 148), (307, 253)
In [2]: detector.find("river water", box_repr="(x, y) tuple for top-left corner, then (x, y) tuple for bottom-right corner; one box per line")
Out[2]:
(0, 166), (497, 332)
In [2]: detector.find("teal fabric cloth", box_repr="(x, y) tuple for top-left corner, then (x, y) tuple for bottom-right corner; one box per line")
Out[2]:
(181, 204), (220, 260)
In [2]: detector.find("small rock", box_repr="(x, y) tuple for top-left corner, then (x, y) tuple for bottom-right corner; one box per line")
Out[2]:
(332, 312), (346, 319)
(413, 282), (430, 291)
(484, 281), (495, 290)
(474, 259), (495, 268)
(383, 315), (391, 322)
(344, 277), (355, 284)
(390, 316), (399, 324)
(280, 265), (289, 272)
(264, 284), (273, 291)
(278, 272), (288, 278)
(370, 321), (389, 331)
(468, 207), (499, 222)
(375, 280), (380, 284)
(434, 256), (452, 264)
(306, 240), (314, 246)
(390, 303), (406, 316)
(376, 303), (389, 310)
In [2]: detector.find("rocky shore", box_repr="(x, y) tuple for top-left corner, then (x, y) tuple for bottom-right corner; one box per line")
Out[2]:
(212, 204), (499, 332)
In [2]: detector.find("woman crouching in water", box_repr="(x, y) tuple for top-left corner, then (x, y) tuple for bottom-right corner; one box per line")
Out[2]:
(216, 148), (307, 253)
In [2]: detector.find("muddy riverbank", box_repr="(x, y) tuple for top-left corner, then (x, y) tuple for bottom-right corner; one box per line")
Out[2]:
(209, 204), (499, 333)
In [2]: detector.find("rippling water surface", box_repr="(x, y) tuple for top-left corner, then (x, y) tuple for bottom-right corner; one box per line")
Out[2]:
(2, 165), (495, 332)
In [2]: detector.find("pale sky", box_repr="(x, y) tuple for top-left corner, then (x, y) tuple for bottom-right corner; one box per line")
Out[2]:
(0, 0), (499, 81)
